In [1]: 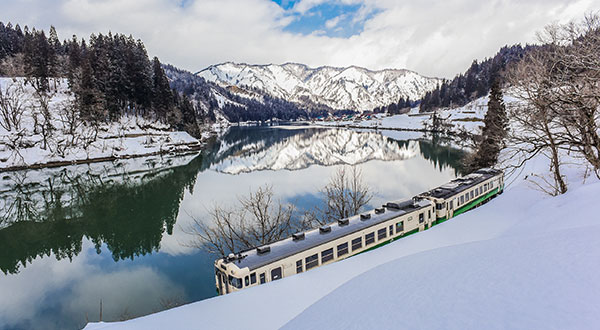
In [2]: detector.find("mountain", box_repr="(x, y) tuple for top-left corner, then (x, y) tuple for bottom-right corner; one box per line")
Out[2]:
(196, 62), (441, 112)
(164, 64), (316, 123)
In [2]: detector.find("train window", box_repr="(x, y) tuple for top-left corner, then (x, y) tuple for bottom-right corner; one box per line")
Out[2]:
(337, 242), (349, 257)
(296, 260), (303, 273)
(271, 267), (282, 281)
(450, 200), (453, 209)
(389, 225), (394, 236)
(228, 275), (243, 289)
(428, 210), (431, 219)
(306, 254), (319, 270)
(378, 228), (387, 240)
(351, 237), (362, 251)
(396, 221), (404, 232)
(245, 276), (249, 287)
(250, 272), (256, 284)
(460, 195), (464, 204)
(260, 273), (266, 284)
(419, 213), (424, 223)
(365, 232), (375, 245)
(321, 248), (334, 263)
(470, 191), (474, 199)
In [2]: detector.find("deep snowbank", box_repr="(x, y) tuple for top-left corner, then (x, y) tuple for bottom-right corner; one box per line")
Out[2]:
(83, 152), (600, 329)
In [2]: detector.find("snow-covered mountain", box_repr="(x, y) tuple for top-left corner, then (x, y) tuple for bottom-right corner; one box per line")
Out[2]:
(211, 128), (418, 174)
(196, 62), (441, 112)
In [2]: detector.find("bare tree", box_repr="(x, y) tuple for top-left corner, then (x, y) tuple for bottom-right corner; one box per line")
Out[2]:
(505, 49), (569, 195)
(0, 79), (25, 132)
(304, 165), (373, 226)
(186, 185), (298, 257)
(31, 84), (56, 151)
(537, 14), (600, 176)
(188, 166), (373, 256)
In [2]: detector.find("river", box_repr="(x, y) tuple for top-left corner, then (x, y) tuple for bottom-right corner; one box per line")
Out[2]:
(0, 125), (465, 330)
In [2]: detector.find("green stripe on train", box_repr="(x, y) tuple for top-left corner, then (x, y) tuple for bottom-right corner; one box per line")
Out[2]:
(352, 186), (502, 258)
(452, 187), (499, 217)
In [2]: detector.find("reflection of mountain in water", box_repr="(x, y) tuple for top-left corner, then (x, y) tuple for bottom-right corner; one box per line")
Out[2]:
(0, 126), (465, 275)
(209, 127), (419, 174)
(0, 154), (203, 274)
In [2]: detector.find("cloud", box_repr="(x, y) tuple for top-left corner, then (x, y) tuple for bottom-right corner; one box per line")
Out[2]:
(325, 15), (343, 29)
(0, 0), (598, 78)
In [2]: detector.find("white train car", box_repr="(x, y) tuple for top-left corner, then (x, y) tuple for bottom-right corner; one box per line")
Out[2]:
(214, 168), (504, 295)
(214, 198), (435, 295)
(421, 168), (504, 223)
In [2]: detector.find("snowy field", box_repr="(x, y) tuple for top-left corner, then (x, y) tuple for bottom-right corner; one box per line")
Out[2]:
(318, 94), (519, 135)
(83, 149), (600, 330)
(0, 78), (202, 170)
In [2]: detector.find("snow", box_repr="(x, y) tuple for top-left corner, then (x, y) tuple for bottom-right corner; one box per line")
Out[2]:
(318, 93), (519, 135)
(83, 148), (600, 330)
(0, 78), (201, 170)
(197, 62), (441, 111)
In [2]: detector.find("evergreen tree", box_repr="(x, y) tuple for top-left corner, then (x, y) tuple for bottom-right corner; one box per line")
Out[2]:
(467, 74), (508, 170)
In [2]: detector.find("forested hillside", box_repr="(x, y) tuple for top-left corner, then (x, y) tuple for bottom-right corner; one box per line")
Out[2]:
(0, 22), (203, 135)
(418, 45), (531, 112)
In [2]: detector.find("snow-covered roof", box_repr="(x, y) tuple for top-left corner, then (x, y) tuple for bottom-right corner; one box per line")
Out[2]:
(225, 199), (432, 271)
(424, 168), (501, 200)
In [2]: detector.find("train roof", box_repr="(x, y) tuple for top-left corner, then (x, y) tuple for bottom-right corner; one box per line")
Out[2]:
(423, 168), (502, 200)
(223, 198), (432, 271)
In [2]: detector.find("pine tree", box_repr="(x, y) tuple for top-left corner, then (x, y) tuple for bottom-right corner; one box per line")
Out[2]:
(467, 74), (508, 170)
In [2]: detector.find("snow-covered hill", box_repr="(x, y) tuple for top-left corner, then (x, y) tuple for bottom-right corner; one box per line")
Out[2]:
(197, 62), (441, 111)
(83, 150), (600, 330)
(211, 128), (418, 174)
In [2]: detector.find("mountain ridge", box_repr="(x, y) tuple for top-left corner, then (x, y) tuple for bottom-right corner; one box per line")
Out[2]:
(196, 62), (441, 112)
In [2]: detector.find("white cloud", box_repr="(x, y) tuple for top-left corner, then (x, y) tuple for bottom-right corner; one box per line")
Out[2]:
(1, 0), (599, 78)
(325, 15), (343, 29)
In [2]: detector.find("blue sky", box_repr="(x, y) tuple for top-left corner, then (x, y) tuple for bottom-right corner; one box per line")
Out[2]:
(271, 0), (378, 38)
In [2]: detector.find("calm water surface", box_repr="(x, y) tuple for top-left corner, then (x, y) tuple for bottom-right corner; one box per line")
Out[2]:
(0, 126), (464, 330)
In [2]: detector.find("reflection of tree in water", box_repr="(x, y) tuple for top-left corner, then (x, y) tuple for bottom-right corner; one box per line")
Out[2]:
(0, 155), (203, 274)
(390, 136), (465, 176)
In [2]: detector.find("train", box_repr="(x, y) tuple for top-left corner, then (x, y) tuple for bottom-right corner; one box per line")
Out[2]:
(214, 168), (504, 295)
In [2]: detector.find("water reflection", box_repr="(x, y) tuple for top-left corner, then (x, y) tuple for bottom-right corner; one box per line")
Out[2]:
(0, 126), (464, 330)
(0, 153), (201, 274)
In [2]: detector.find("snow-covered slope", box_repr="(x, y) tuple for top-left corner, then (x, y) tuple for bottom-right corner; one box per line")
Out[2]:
(212, 128), (417, 174)
(83, 151), (600, 330)
(0, 78), (201, 170)
(197, 62), (441, 111)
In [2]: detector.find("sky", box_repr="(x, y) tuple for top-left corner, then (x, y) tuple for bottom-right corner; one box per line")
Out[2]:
(1, 0), (598, 78)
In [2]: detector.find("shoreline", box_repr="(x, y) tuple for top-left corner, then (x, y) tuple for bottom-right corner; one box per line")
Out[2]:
(0, 141), (204, 173)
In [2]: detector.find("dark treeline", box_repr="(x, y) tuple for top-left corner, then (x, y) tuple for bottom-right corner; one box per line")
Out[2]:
(372, 97), (415, 114)
(0, 22), (202, 136)
(419, 45), (531, 112)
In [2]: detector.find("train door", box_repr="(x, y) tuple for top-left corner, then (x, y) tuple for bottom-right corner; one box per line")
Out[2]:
(224, 273), (230, 294)
(217, 272), (223, 294)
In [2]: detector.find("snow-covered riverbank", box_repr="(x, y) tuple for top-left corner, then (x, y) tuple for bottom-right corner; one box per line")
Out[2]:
(0, 78), (205, 171)
(83, 149), (600, 329)
(317, 95), (518, 135)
